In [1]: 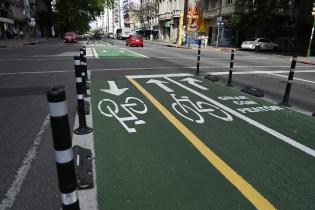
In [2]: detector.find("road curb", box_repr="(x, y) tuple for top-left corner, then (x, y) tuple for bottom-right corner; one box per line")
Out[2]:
(0, 39), (49, 48)
(297, 60), (315, 65)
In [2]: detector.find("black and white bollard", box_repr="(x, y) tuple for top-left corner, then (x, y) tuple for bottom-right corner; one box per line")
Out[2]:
(79, 49), (89, 96)
(227, 49), (235, 87)
(47, 88), (80, 210)
(74, 56), (93, 135)
(280, 56), (297, 106)
(82, 46), (89, 81)
(196, 39), (201, 75)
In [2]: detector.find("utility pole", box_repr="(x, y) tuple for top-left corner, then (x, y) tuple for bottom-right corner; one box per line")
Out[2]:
(307, 3), (315, 57)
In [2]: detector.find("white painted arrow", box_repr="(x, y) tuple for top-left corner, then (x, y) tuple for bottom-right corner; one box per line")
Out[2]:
(146, 79), (174, 92)
(100, 81), (128, 96)
(180, 78), (208, 90)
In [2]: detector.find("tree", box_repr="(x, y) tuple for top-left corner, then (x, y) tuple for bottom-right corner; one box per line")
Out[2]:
(53, 0), (115, 35)
(231, 0), (295, 41)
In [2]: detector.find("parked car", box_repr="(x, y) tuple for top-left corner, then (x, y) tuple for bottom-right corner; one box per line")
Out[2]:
(126, 34), (143, 47)
(64, 32), (77, 43)
(241, 38), (278, 51)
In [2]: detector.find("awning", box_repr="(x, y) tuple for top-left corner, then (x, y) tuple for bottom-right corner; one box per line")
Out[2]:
(164, 20), (172, 28)
(0, 17), (14, 24)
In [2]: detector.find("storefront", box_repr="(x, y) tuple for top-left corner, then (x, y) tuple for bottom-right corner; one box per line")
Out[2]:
(0, 17), (14, 39)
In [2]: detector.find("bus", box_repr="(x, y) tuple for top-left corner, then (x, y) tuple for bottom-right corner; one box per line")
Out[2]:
(116, 27), (131, 40)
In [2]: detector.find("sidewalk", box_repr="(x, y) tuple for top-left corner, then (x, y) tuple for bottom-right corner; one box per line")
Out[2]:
(145, 39), (237, 52)
(0, 38), (49, 48)
(297, 56), (315, 65)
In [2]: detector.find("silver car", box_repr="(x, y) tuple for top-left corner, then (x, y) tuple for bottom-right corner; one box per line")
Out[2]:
(241, 38), (279, 51)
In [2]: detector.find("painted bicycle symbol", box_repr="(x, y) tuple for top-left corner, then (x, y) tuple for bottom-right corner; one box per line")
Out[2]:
(98, 97), (148, 133)
(171, 94), (233, 123)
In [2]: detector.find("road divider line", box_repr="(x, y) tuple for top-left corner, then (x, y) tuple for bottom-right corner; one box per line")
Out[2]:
(0, 115), (50, 210)
(92, 48), (98, 58)
(165, 76), (315, 158)
(154, 56), (268, 60)
(127, 77), (276, 210)
(208, 70), (315, 75)
(121, 48), (149, 58)
(270, 73), (315, 84)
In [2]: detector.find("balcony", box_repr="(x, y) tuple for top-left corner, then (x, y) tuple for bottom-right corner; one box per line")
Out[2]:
(172, 10), (181, 18)
(221, 4), (236, 15)
(159, 14), (166, 21)
(203, 8), (219, 19)
(165, 12), (171, 20)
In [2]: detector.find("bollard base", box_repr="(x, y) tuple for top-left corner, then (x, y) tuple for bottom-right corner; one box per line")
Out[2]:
(73, 145), (94, 190)
(241, 87), (264, 97)
(84, 93), (90, 98)
(74, 126), (93, 135)
(205, 74), (219, 82)
(279, 102), (291, 107)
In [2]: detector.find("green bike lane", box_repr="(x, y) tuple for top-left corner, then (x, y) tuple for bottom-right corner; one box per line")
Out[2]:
(91, 73), (315, 209)
(92, 45), (147, 59)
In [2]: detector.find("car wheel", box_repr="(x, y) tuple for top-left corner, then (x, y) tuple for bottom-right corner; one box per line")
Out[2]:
(255, 46), (260, 52)
(273, 46), (278, 51)
(141, 45), (143, 47)
(126, 43), (128, 46)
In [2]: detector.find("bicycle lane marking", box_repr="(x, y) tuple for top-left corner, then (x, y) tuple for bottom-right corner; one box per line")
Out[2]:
(169, 77), (315, 157)
(91, 76), (255, 209)
(127, 77), (276, 210)
(129, 74), (315, 209)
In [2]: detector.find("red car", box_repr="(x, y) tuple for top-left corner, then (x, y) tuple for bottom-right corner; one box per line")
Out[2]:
(64, 32), (77, 43)
(126, 34), (143, 47)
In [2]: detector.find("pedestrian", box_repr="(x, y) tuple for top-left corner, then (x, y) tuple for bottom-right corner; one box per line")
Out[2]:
(201, 34), (205, 48)
(20, 31), (24, 40)
(204, 35), (208, 48)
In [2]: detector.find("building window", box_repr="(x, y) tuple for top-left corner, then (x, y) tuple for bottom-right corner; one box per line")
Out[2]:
(225, 0), (232, 5)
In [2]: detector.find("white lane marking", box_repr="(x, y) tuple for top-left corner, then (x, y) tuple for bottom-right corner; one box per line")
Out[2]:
(0, 115), (50, 210)
(121, 48), (149, 58)
(128, 73), (192, 79)
(180, 77), (208, 90)
(146, 79), (174, 92)
(1, 68), (315, 77)
(72, 70), (98, 210)
(165, 77), (315, 158)
(92, 48), (98, 58)
(270, 73), (315, 84)
(209, 70), (315, 75)
(0, 58), (70, 61)
(154, 56), (268, 60)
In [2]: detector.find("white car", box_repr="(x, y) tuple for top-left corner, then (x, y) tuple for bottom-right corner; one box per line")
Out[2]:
(241, 38), (279, 51)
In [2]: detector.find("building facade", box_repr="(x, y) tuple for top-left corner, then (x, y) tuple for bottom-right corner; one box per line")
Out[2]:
(0, 0), (50, 39)
(96, 8), (115, 34)
(158, 0), (183, 42)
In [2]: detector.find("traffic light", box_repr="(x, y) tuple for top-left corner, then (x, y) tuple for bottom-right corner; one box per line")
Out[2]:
(312, 3), (315, 16)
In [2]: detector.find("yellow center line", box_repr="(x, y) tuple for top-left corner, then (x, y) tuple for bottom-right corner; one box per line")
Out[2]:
(127, 77), (276, 210)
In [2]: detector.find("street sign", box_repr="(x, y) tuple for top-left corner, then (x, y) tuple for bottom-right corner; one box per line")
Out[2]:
(29, 18), (36, 27)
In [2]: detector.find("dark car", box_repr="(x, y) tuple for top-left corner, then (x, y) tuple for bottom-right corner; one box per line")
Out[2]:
(126, 34), (143, 47)
(64, 32), (77, 43)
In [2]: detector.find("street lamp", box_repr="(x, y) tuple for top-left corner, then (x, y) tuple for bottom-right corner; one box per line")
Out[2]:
(306, 3), (315, 57)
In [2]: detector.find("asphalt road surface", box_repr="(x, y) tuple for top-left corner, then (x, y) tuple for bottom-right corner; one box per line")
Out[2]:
(0, 38), (315, 210)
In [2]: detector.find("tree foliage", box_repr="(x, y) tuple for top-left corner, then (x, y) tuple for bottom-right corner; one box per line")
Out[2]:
(232, 0), (294, 37)
(53, 0), (115, 34)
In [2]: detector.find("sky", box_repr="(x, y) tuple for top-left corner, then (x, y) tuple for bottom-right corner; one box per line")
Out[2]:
(89, 21), (97, 30)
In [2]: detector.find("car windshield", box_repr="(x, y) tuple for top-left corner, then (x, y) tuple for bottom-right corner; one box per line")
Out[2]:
(65, 33), (75, 36)
(247, 38), (256, 41)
